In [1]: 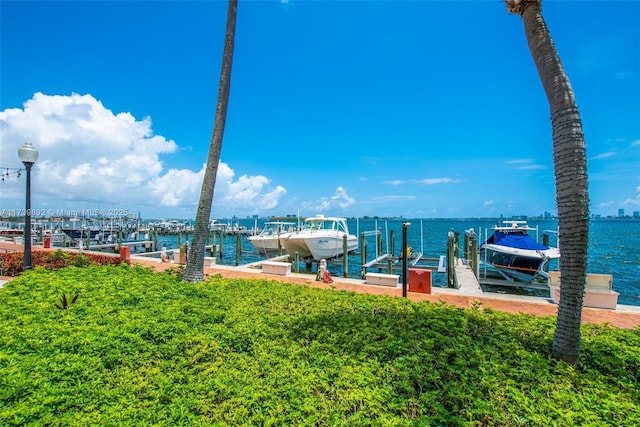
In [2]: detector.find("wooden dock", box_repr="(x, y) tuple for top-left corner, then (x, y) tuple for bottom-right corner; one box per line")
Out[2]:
(453, 260), (483, 294)
(362, 253), (440, 270)
(87, 240), (156, 252)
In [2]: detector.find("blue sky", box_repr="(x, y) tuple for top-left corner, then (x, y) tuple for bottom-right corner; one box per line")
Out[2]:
(1, 0), (638, 220)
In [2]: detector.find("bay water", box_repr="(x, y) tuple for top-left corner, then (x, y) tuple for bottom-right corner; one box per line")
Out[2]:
(154, 218), (639, 307)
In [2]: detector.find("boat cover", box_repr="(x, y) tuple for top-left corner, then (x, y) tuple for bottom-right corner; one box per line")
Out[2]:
(483, 231), (549, 250)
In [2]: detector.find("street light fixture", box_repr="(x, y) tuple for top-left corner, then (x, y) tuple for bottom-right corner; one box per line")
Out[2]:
(17, 141), (39, 270)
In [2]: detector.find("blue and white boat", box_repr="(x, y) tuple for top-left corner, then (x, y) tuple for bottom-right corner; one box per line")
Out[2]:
(479, 221), (560, 283)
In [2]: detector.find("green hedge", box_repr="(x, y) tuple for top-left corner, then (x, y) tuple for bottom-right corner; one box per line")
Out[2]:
(1, 265), (638, 426)
(0, 249), (127, 276)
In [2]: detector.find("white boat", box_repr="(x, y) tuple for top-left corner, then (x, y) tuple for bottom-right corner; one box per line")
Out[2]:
(479, 220), (560, 283)
(280, 215), (358, 260)
(247, 221), (296, 255)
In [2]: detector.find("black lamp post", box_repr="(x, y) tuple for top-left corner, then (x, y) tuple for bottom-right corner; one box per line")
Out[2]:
(17, 141), (39, 270)
(402, 222), (410, 298)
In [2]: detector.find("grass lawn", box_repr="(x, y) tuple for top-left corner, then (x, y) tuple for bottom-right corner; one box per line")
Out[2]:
(1, 264), (638, 426)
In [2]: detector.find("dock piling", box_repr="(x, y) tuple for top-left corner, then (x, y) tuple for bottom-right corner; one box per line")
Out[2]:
(402, 222), (410, 298)
(235, 233), (241, 266)
(342, 235), (348, 277)
(447, 232), (455, 287)
(359, 233), (367, 279)
(469, 235), (478, 278)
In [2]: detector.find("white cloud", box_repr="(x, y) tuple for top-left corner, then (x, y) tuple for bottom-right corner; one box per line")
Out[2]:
(484, 200), (494, 207)
(507, 158), (546, 170)
(620, 185), (640, 207)
(591, 151), (616, 160)
(384, 179), (405, 186)
(385, 177), (460, 186)
(517, 164), (547, 170)
(615, 70), (633, 80)
(301, 186), (355, 213)
(0, 93), (286, 217)
(416, 177), (459, 185)
(372, 195), (416, 202)
(216, 163), (287, 213)
(596, 201), (615, 208)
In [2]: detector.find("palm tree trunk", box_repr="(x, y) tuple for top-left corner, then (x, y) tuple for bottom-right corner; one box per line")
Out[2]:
(506, 0), (589, 364)
(184, 0), (238, 283)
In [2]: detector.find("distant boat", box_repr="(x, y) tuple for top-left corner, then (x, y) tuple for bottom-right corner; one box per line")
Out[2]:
(0, 228), (24, 236)
(152, 220), (190, 234)
(280, 215), (358, 260)
(479, 220), (560, 283)
(61, 227), (102, 240)
(247, 221), (296, 255)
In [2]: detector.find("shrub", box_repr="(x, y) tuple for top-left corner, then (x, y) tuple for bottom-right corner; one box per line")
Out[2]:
(1, 266), (637, 426)
(0, 249), (129, 276)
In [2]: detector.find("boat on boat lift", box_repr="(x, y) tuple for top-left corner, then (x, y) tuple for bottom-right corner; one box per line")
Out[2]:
(280, 214), (358, 260)
(247, 221), (296, 255)
(479, 220), (560, 284)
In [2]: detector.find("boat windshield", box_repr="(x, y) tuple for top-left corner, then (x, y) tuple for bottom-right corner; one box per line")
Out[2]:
(261, 223), (293, 235)
(302, 219), (347, 232)
(303, 221), (325, 231)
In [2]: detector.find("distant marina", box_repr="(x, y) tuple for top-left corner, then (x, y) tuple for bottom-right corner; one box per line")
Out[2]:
(1, 215), (638, 306)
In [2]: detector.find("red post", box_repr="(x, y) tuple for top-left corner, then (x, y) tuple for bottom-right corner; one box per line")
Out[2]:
(119, 246), (130, 261)
(408, 268), (432, 294)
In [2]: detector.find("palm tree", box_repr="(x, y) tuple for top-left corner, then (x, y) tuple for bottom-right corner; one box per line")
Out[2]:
(183, 0), (238, 283)
(505, 0), (589, 364)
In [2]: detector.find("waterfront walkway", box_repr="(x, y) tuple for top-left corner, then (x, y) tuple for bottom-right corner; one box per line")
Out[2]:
(1, 241), (639, 329)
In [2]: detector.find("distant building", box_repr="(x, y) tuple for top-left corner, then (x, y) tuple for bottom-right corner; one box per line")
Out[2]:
(618, 209), (625, 217)
(633, 211), (639, 219)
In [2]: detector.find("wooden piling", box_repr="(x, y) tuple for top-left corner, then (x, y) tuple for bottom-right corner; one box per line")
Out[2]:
(342, 234), (348, 277)
(469, 236), (478, 278)
(388, 229), (395, 274)
(235, 233), (241, 266)
(447, 235), (455, 287)
(402, 222), (409, 298)
(359, 233), (367, 279)
(390, 230), (395, 256)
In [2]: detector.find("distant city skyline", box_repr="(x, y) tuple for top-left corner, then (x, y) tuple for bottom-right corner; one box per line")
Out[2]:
(1, 1), (638, 220)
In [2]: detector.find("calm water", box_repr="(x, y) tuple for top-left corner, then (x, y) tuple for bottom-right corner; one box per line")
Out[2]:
(154, 218), (639, 307)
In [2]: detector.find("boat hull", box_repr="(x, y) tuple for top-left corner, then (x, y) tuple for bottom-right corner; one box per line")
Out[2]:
(247, 236), (283, 254)
(280, 234), (312, 258)
(482, 244), (559, 283)
(61, 228), (102, 240)
(247, 222), (294, 255)
(306, 234), (358, 260)
(280, 215), (358, 261)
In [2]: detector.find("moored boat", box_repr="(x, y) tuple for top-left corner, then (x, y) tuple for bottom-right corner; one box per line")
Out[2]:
(61, 227), (102, 240)
(280, 215), (358, 260)
(479, 221), (560, 283)
(247, 221), (296, 255)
